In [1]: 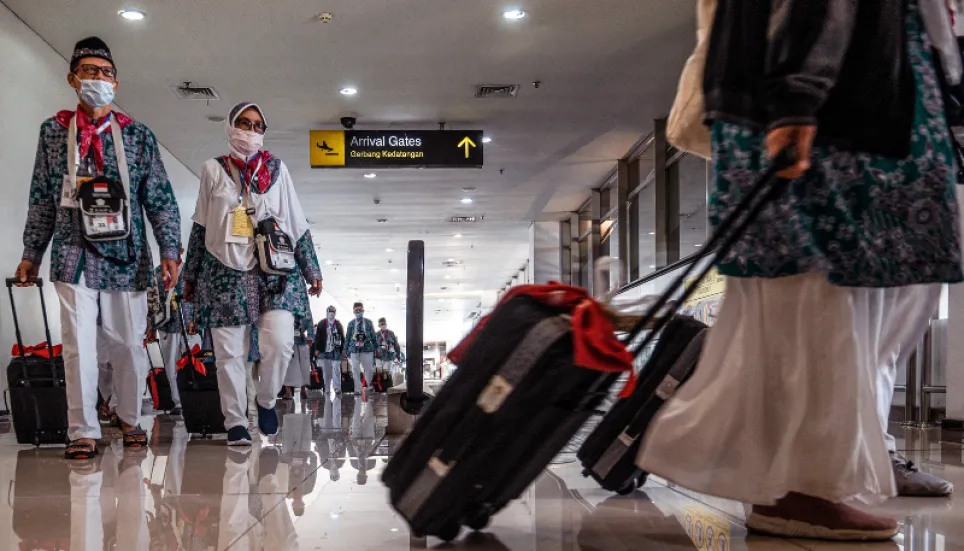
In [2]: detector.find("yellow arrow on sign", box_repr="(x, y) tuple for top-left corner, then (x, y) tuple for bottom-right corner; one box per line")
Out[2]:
(458, 137), (477, 159)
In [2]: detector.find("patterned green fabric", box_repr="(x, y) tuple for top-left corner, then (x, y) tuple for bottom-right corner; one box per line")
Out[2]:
(22, 117), (181, 290)
(709, 3), (963, 287)
(184, 223), (319, 330)
(345, 318), (378, 354)
(376, 329), (401, 361)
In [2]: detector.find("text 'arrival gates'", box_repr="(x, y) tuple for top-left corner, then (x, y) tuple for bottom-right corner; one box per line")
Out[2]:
(309, 130), (484, 169)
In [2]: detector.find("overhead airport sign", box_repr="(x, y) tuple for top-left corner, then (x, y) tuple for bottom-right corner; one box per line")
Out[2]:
(309, 130), (484, 169)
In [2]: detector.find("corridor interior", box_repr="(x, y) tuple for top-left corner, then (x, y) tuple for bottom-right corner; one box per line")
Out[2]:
(0, 393), (961, 551)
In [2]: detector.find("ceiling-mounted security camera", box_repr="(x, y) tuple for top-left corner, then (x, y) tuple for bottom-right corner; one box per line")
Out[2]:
(373, 198), (381, 205)
(341, 116), (357, 129)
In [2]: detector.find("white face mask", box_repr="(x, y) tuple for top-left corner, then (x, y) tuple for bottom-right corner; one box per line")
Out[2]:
(327, 313), (335, 321)
(77, 79), (115, 109)
(228, 127), (264, 158)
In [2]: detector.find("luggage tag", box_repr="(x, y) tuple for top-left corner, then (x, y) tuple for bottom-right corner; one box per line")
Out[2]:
(60, 175), (89, 209)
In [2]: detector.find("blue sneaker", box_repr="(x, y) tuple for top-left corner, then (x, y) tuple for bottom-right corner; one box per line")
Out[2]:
(257, 404), (279, 436)
(227, 426), (252, 446)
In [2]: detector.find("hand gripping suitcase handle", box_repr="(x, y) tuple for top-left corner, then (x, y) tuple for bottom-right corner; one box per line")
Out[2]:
(622, 148), (797, 356)
(5, 277), (59, 387)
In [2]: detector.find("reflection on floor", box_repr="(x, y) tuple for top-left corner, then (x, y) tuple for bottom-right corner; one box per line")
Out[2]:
(0, 394), (961, 550)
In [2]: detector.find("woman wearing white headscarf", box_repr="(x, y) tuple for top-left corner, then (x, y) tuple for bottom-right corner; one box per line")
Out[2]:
(183, 102), (322, 445)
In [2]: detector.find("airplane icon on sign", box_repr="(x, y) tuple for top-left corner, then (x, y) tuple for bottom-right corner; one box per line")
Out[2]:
(316, 141), (335, 152)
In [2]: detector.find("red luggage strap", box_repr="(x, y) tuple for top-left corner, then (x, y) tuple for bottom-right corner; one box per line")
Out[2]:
(449, 282), (636, 397)
(11, 342), (62, 358)
(176, 344), (207, 376)
(148, 370), (160, 409)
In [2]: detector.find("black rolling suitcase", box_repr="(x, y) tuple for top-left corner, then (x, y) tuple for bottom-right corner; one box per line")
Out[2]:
(5, 278), (68, 446)
(307, 357), (325, 390)
(174, 301), (225, 437)
(382, 291), (630, 541)
(577, 149), (795, 495)
(147, 340), (176, 413)
(578, 316), (707, 494)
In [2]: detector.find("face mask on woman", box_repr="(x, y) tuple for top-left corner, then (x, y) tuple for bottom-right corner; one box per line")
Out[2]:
(77, 79), (115, 108)
(228, 127), (264, 158)
(379, 324), (387, 331)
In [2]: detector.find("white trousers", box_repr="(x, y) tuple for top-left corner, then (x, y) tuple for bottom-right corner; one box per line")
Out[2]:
(318, 358), (342, 393)
(56, 278), (148, 440)
(157, 330), (184, 407)
(638, 273), (896, 504)
(96, 323), (117, 409)
(246, 361), (258, 416)
(283, 343), (311, 388)
(211, 310), (294, 430)
(350, 352), (374, 390)
(876, 284), (941, 452)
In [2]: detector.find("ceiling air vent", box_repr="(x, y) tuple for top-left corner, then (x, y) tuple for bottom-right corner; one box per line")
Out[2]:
(474, 84), (519, 99)
(173, 83), (220, 101)
(442, 259), (463, 268)
(450, 216), (483, 223)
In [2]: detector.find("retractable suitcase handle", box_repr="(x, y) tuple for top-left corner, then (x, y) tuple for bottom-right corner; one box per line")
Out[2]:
(622, 148), (797, 356)
(173, 293), (201, 388)
(5, 277), (60, 388)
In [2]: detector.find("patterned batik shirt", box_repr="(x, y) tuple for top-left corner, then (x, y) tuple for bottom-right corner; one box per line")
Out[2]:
(183, 156), (321, 330)
(22, 112), (181, 290)
(376, 329), (401, 362)
(344, 318), (378, 354)
(708, 4), (963, 287)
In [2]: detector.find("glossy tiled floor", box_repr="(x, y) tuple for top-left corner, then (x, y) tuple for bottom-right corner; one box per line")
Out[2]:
(0, 393), (962, 550)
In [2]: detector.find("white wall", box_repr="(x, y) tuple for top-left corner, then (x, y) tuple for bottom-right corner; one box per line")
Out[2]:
(0, 3), (199, 379)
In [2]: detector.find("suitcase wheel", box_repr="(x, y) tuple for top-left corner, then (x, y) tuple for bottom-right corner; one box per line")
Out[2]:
(435, 522), (461, 542)
(465, 511), (491, 532)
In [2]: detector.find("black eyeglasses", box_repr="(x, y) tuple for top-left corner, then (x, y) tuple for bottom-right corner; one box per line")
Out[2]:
(235, 117), (267, 135)
(75, 64), (117, 80)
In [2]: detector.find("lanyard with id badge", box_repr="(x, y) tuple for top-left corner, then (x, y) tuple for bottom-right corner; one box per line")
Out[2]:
(62, 115), (132, 243)
(227, 163), (298, 276)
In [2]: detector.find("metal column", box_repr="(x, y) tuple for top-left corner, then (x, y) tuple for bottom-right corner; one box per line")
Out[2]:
(653, 118), (680, 267)
(616, 158), (637, 285)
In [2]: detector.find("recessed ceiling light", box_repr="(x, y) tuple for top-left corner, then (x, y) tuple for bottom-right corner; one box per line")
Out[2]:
(694, 244), (703, 248)
(454, 234), (463, 238)
(118, 9), (146, 20)
(649, 265), (656, 269)
(481, 136), (492, 144)
(205, 115), (225, 123)
(324, 260), (334, 266)
(340, 87), (358, 96)
(364, 173), (376, 179)
(460, 196), (473, 204)
(502, 9), (527, 20)
(648, 231), (656, 235)
(461, 187), (477, 193)
(385, 248), (393, 253)
(447, 258), (456, 263)
(444, 275), (451, 280)
(391, 268), (399, 273)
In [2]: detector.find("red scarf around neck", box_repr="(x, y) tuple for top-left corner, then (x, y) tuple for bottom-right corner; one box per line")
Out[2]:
(55, 106), (134, 173)
(224, 151), (275, 193)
